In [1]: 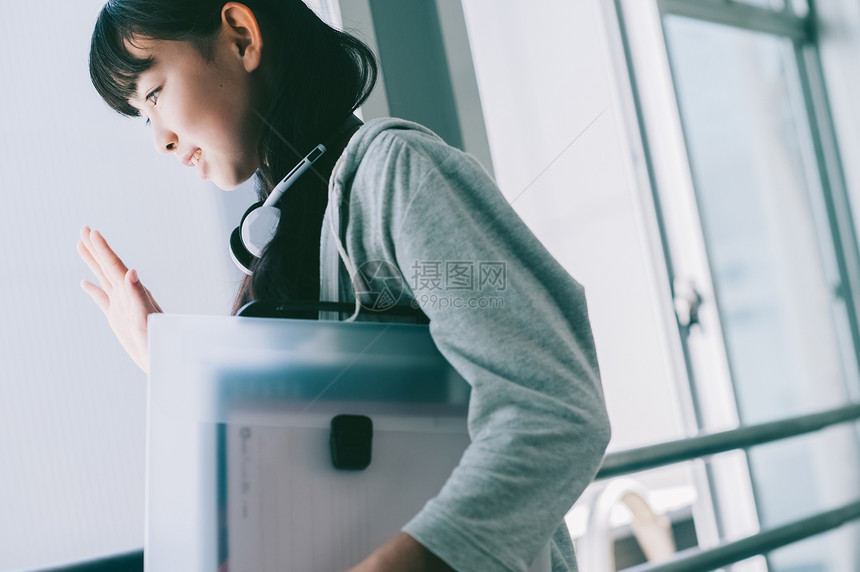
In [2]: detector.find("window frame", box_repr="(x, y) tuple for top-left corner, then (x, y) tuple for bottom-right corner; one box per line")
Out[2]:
(601, 0), (860, 566)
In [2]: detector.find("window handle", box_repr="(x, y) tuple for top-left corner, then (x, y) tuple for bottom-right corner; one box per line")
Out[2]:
(673, 279), (703, 328)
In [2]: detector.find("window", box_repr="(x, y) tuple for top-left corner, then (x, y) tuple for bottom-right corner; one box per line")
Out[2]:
(606, 0), (860, 568)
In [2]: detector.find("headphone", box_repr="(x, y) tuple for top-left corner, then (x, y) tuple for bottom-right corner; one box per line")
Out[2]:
(229, 115), (362, 275)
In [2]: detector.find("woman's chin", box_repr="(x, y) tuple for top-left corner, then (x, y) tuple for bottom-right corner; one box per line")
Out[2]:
(214, 174), (253, 191)
(205, 167), (237, 190)
(217, 168), (259, 191)
(213, 178), (237, 191)
(204, 159), (259, 190)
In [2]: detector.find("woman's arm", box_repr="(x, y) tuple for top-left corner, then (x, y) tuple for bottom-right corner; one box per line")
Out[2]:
(347, 533), (453, 572)
(340, 129), (612, 571)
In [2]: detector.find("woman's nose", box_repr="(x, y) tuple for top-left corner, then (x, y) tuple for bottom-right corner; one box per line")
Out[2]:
(152, 122), (178, 154)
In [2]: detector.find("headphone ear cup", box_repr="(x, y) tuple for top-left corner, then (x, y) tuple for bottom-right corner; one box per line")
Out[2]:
(229, 201), (263, 276)
(230, 225), (255, 275)
(241, 205), (282, 258)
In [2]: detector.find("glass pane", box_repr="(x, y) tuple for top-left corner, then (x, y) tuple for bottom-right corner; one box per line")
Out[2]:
(790, 0), (809, 17)
(768, 519), (860, 572)
(664, 16), (860, 571)
(664, 16), (851, 424)
(749, 425), (860, 523)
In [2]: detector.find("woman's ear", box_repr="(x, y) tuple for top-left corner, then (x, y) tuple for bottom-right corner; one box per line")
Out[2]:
(221, 2), (263, 73)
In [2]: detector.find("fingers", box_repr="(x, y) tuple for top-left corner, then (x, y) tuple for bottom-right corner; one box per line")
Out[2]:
(78, 226), (163, 317)
(80, 226), (115, 289)
(77, 238), (111, 292)
(80, 279), (109, 313)
(126, 269), (159, 314)
(87, 228), (128, 286)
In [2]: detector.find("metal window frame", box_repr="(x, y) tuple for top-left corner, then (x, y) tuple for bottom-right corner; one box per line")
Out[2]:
(604, 0), (860, 568)
(596, 403), (860, 571)
(658, 0), (810, 40)
(791, 1), (860, 399)
(598, 404), (860, 479)
(660, 0), (860, 382)
(624, 500), (860, 572)
(658, 0), (860, 481)
(606, 0), (762, 554)
(656, 5), (860, 568)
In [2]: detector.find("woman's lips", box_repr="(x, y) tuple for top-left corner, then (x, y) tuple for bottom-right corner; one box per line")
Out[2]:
(180, 148), (202, 168)
(179, 148), (206, 179)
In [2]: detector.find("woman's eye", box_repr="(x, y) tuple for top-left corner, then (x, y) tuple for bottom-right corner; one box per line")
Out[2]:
(146, 87), (161, 105)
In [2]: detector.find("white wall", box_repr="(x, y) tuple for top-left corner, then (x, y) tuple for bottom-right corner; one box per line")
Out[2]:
(458, 0), (687, 452)
(0, 1), (254, 569)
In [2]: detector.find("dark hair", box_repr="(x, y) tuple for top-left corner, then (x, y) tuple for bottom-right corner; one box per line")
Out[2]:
(89, 0), (377, 314)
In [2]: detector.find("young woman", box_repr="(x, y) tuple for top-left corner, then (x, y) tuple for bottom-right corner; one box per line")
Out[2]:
(80, 1), (611, 570)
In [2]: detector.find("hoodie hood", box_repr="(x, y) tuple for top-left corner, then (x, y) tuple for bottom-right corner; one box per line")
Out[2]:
(322, 118), (442, 321)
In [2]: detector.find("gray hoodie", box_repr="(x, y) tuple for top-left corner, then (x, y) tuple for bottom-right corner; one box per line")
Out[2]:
(319, 118), (611, 572)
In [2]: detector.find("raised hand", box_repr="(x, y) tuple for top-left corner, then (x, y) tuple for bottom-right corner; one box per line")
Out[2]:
(77, 226), (163, 374)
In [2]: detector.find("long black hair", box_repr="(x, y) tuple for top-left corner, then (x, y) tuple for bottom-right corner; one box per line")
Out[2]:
(89, 0), (377, 314)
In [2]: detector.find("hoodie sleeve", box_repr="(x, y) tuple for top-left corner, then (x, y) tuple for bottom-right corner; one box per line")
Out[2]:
(342, 128), (612, 572)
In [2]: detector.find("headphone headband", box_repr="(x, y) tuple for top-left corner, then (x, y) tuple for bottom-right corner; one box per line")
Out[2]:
(229, 114), (364, 275)
(265, 115), (363, 208)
